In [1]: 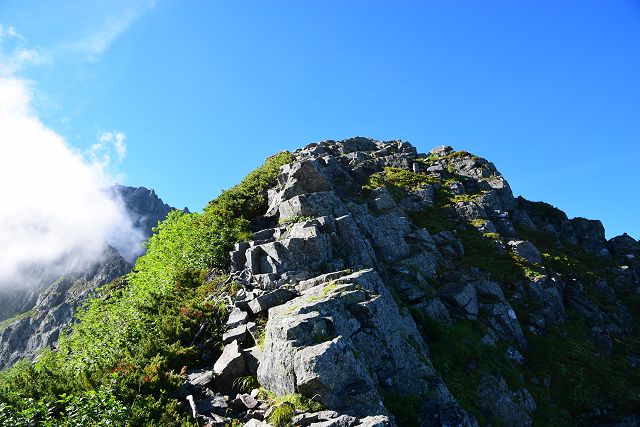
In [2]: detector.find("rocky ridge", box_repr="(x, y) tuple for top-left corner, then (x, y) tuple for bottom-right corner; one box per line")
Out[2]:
(179, 138), (639, 426)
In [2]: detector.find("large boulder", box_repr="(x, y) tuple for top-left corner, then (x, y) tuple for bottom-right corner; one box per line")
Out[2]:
(257, 270), (473, 422)
(213, 340), (247, 390)
(265, 160), (333, 216)
(507, 240), (542, 264)
(438, 283), (479, 318)
(608, 233), (639, 258)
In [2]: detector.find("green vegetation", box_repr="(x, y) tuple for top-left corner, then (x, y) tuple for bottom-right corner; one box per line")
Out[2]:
(233, 375), (260, 393)
(410, 309), (522, 424)
(268, 403), (295, 427)
(469, 218), (488, 228)
(417, 150), (478, 164)
(513, 225), (640, 422)
(278, 215), (314, 225)
(435, 182), (485, 208)
(363, 167), (437, 201)
(254, 316), (268, 350)
(448, 192), (485, 204)
(261, 391), (323, 427)
(0, 152), (294, 426)
(457, 227), (544, 284)
(372, 154), (640, 424)
(381, 391), (421, 427)
(526, 318), (640, 424)
(407, 206), (454, 234)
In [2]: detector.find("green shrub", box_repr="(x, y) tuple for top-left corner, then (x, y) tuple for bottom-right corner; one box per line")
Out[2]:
(382, 391), (421, 427)
(233, 375), (259, 393)
(527, 318), (640, 418)
(363, 167), (438, 201)
(268, 403), (295, 427)
(407, 206), (455, 234)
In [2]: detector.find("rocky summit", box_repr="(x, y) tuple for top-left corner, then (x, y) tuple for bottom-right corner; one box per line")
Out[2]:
(1, 138), (639, 427)
(179, 138), (640, 426)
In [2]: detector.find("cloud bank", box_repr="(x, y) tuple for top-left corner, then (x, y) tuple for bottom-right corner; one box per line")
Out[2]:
(0, 5), (156, 286)
(0, 77), (143, 284)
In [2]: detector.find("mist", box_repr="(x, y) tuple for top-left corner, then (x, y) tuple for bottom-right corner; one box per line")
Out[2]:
(0, 77), (143, 287)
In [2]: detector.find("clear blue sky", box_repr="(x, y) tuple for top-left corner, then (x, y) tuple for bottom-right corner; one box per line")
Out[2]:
(2, 0), (639, 238)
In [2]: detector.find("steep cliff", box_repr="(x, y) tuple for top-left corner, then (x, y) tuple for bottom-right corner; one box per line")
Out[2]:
(0, 139), (638, 427)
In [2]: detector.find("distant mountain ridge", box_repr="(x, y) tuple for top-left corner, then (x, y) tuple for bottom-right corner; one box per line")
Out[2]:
(111, 184), (178, 239)
(0, 185), (175, 369)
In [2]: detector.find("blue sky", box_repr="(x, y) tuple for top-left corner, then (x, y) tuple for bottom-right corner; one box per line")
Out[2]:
(1, 0), (639, 239)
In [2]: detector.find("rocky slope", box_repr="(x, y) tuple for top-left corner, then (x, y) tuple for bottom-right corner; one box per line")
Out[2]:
(0, 185), (174, 369)
(180, 138), (639, 426)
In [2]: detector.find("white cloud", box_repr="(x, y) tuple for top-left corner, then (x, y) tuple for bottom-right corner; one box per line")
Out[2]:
(0, 24), (49, 76)
(1, 1), (155, 73)
(96, 131), (127, 162)
(0, 11), (155, 285)
(66, 0), (156, 59)
(0, 77), (143, 284)
(0, 25), (24, 41)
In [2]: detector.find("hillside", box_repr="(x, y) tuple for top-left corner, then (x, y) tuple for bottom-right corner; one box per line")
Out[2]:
(0, 138), (638, 426)
(0, 185), (175, 369)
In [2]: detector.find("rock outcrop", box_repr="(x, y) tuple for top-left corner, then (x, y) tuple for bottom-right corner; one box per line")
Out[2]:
(181, 138), (639, 427)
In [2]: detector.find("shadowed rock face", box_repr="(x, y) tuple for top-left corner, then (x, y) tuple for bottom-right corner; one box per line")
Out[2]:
(0, 185), (175, 369)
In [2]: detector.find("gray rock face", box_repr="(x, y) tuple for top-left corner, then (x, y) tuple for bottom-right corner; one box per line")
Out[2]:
(247, 288), (297, 314)
(219, 139), (493, 425)
(438, 283), (479, 319)
(570, 217), (608, 255)
(213, 340), (247, 390)
(368, 187), (397, 212)
(354, 415), (392, 427)
(510, 274), (567, 339)
(608, 233), (639, 258)
(7, 137), (628, 424)
(257, 270), (457, 417)
(111, 184), (176, 239)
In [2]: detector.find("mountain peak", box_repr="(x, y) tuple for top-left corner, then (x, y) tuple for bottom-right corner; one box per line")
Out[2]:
(1, 138), (638, 426)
